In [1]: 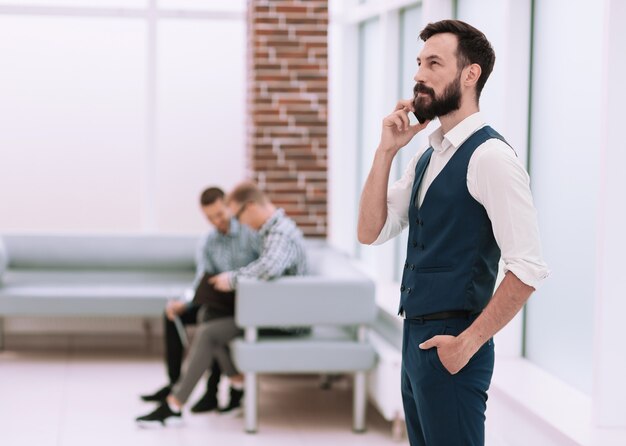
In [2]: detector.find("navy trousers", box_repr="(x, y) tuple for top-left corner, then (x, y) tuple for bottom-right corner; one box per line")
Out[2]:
(401, 317), (495, 446)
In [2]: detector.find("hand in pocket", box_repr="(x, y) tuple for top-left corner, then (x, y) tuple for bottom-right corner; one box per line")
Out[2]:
(419, 334), (473, 375)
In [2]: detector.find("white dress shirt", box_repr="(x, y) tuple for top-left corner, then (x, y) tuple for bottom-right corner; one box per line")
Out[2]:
(372, 112), (549, 289)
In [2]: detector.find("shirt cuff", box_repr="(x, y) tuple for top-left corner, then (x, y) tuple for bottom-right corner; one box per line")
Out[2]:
(227, 272), (237, 290)
(503, 263), (550, 290)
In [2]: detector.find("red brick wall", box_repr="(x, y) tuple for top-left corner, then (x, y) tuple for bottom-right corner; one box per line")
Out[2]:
(247, 0), (328, 238)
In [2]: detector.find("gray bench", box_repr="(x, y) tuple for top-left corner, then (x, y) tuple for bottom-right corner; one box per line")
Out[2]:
(0, 235), (379, 435)
(0, 234), (197, 347)
(231, 242), (377, 433)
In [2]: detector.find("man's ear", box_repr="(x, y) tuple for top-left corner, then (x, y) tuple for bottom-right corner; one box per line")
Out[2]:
(463, 63), (482, 88)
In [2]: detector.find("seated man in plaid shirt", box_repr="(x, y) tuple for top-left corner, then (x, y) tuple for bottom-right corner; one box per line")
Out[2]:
(136, 181), (307, 425)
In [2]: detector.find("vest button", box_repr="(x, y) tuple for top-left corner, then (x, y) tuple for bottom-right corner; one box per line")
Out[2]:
(412, 241), (417, 248)
(410, 264), (415, 270)
(415, 218), (420, 224)
(407, 287), (412, 294)
(404, 262), (408, 269)
(420, 220), (424, 226)
(400, 285), (406, 292)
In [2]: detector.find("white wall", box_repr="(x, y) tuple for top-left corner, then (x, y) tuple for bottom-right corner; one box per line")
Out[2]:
(0, 4), (246, 235)
(0, 16), (146, 233)
(593, 0), (626, 434)
(154, 19), (246, 233)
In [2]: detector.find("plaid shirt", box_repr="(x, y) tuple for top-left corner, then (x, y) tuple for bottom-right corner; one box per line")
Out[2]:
(228, 209), (307, 288)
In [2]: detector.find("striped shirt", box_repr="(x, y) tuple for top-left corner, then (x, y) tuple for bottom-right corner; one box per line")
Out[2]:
(184, 218), (261, 299)
(228, 209), (307, 288)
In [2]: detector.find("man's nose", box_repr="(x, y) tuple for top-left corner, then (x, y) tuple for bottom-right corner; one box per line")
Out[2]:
(414, 66), (426, 85)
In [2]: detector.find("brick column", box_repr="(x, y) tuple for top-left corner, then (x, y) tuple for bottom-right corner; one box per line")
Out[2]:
(247, 0), (328, 238)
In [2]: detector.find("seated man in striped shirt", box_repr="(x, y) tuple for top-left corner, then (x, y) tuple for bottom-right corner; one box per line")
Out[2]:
(138, 186), (260, 414)
(136, 181), (307, 425)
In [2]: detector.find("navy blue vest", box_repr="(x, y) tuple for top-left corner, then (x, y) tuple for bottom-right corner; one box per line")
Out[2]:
(398, 126), (509, 317)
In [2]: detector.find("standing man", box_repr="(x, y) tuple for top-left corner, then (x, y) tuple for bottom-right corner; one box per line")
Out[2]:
(357, 20), (549, 446)
(139, 187), (260, 414)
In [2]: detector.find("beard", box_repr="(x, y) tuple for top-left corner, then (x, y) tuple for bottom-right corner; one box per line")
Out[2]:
(412, 74), (462, 122)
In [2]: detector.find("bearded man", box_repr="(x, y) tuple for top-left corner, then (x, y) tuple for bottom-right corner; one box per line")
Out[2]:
(357, 20), (549, 446)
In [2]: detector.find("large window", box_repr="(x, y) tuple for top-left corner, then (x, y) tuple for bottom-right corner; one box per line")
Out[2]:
(355, 18), (388, 278)
(348, 2), (424, 291)
(0, 2), (246, 234)
(454, 0), (532, 357)
(524, 0), (603, 394)
(329, 0), (622, 438)
(395, 4), (427, 281)
(330, 0), (531, 354)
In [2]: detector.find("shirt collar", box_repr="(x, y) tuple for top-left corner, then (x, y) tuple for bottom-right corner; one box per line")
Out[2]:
(259, 208), (284, 236)
(221, 217), (240, 238)
(428, 112), (486, 154)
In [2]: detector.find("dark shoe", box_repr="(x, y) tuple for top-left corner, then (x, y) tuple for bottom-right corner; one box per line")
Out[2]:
(136, 401), (181, 426)
(140, 385), (171, 402)
(190, 392), (219, 413)
(218, 388), (244, 416)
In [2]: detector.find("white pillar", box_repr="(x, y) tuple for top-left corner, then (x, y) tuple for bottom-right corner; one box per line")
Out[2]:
(593, 0), (626, 442)
(328, 0), (359, 256)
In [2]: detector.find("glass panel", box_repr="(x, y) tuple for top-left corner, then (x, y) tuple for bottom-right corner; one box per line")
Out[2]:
(524, 0), (603, 394)
(155, 19), (246, 233)
(455, 0), (528, 163)
(355, 18), (383, 275)
(394, 4), (424, 281)
(357, 19), (382, 191)
(0, 16), (146, 233)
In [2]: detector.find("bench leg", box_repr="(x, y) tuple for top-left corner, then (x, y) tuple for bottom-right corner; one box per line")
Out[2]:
(244, 371), (258, 433)
(353, 371), (367, 433)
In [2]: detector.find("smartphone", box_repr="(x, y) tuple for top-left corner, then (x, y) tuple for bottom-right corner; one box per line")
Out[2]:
(413, 111), (426, 124)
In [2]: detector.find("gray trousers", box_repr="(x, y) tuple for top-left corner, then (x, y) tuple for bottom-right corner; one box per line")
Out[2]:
(171, 316), (243, 404)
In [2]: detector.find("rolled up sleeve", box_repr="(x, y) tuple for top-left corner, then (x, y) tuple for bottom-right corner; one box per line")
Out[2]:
(468, 142), (550, 289)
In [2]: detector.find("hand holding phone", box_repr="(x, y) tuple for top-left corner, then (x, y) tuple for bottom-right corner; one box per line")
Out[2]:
(379, 99), (429, 154)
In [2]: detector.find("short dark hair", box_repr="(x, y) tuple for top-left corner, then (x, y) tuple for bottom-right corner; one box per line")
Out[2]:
(227, 181), (268, 206)
(199, 187), (225, 206)
(419, 19), (495, 100)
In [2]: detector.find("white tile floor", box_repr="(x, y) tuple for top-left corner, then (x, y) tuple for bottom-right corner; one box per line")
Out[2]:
(0, 349), (409, 446)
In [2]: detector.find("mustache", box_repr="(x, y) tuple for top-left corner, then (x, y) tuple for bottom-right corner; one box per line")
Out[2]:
(413, 83), (435, 98)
